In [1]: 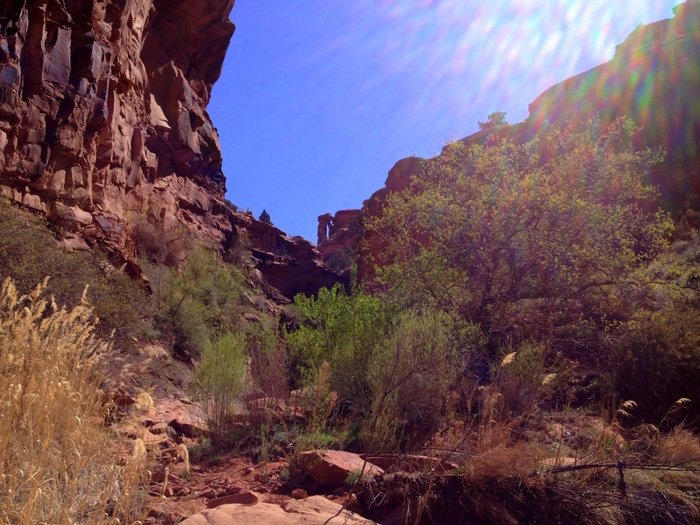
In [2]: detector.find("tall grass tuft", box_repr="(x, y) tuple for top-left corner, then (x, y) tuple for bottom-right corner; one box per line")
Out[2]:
(0, 278), (146, 524)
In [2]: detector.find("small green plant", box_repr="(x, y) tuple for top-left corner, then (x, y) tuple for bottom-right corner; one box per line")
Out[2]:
(345, 468), (364, 488)
(187, 438), (217, 462)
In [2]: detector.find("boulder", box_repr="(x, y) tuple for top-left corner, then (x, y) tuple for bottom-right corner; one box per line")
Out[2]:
(290, 488), (308, 500)
(359, 454), (459, 474)
(298, 450), (383, 486)
(169, 418), (208, 439)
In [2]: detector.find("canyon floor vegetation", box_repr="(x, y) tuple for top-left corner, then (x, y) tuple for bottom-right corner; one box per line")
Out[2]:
(180, 118), (700, 523)
(1, 118), (700, 524)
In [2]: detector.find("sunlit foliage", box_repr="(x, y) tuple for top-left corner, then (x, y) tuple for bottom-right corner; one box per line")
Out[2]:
(288, 284), (473, 450)
(365, 118), (673, 347)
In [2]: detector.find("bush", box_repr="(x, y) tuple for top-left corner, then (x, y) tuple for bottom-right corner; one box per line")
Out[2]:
(0, 278), (145, 523)
(150, 245), (245, 359)
(363, 309), (465, 451)
(246, 315), (289, 399)
(288, 283), (395, 413)
(131, 217), (191, 266)
(613, 306), (700, 424)
(491, 342), (572, 418)
(192, 332), (248, 448)
(289, 285), (479, 451)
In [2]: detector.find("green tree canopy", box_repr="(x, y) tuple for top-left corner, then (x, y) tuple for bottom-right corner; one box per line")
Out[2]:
(364, 118), (673, 345)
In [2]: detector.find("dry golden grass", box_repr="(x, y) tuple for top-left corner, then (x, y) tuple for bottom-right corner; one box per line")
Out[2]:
(657, 428), (700, 466)
(135, 391), (155, 411)
(0, 278), (146, 524)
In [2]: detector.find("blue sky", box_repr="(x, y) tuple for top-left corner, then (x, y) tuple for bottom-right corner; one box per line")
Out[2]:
(209, 1), (680, 242)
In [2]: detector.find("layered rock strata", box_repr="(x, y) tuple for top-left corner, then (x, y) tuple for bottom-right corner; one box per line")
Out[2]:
(0, 0), (234, 249)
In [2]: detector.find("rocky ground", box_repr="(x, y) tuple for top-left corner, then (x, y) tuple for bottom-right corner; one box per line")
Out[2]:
(107, 357), (628, 525)
(112, 391), (379, 524)
(104, 344), (378, 525)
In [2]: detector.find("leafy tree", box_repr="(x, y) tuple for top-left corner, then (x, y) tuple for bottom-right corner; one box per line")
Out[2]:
(478, 111), (508, 130)
(364, 118), (673, 348)
(259, 209), (273, 225)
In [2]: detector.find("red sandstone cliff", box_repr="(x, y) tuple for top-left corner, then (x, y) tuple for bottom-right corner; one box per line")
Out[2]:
(0, 0), (235, 248)
(0, 0), (338, 299)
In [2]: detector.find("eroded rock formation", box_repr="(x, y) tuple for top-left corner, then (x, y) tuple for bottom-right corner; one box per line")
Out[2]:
(316, 209), (362, 274)
(245, 215), (340, 299)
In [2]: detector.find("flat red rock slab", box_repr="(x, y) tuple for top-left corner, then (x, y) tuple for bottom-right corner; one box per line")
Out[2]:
(360, 454), (459, 474)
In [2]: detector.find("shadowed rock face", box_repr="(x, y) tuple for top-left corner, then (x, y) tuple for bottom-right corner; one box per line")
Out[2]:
(529, 0), (700, 205)
(0, 0), (234, 251)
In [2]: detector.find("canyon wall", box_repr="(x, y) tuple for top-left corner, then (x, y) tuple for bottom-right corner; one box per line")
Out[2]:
(0, 0), (234, 249)
(0, 0), (337, 299)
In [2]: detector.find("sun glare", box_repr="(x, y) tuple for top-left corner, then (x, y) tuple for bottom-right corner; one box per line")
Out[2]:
(345, 0), (674, 125)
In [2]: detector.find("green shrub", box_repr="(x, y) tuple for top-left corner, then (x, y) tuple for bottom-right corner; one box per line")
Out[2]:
(150, 245), (245, 358)
(478, 111), (508, 130)
(613, 306), (700, 424)
(246, 315), (289, 399)
(192, 332), (248, 448)
(363, 309), (464, 451)
(289, 285), (478, 451)
(288, 283), (396, 413)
